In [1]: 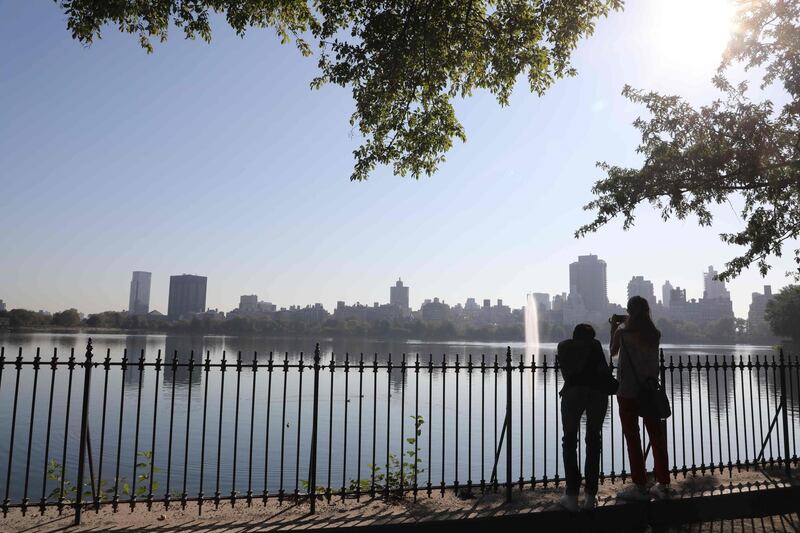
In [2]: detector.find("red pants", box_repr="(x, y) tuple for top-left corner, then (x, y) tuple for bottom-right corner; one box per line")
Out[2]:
(617, 396), (670, 485)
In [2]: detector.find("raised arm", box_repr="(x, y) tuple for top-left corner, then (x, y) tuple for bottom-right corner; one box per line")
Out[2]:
(610, 326), (623, 357)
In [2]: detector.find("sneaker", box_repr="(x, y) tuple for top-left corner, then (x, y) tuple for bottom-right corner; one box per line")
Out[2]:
(582, 492), (597, 510)
(649, 483), (672, 500)
(559, 493), (580, 513)
(616, 484), (650, 502)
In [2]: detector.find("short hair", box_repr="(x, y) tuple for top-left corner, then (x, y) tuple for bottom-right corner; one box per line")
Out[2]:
(572, 323), (596, 341)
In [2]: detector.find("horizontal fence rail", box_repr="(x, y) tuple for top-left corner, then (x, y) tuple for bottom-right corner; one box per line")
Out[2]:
(0, 340), (797, 525)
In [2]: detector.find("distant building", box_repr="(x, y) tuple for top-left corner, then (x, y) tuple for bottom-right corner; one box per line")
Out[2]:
(569, 255), (608, 313)
(421, 297), (451, 323)
(0, 299), (6, 312)
(239, 294), (258, 313)
(464, 298), (479, 311)
(662, 281), (674, 308)
(663, 285), (734, 325)
(703, 266), (731, 300)
(748, 285), (774, 335)
(390, 278), (410, 311)
(627, 276), (655, 307)
(128, 271), (151, 316)
(168, 275), (207, 319)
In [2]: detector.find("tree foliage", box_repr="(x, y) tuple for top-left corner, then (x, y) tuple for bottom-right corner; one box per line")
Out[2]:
(55, 0), (621, 180)
(765, 285), (800, 342)
(52, 308), (81, 327)
(578, 0), (800, 281)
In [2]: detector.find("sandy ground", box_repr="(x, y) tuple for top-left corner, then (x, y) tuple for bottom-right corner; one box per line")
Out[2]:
(2, 466), (797, 532)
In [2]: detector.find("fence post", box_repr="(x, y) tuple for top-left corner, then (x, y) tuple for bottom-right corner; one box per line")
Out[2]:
(505, 346), (513, 503)
(74, 339), (93, 526)
(780, 349), (791, 478)
(308, 343), (321, 513)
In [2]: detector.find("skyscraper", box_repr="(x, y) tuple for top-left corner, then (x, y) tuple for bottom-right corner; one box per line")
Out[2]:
(568, 254), (608, 312)
(662, 281), (674, 308)
(128, 271), (151, 316)
(168, 275), (207, 319)
(390, 278), (409, 310)
(627, 276), (655, 307)
(703, 266), (730, 300)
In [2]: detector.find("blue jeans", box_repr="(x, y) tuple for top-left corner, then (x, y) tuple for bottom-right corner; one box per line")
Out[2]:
(561, 386), (608, 495)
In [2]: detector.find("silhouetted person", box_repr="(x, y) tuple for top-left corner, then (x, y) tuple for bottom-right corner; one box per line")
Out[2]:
(557, 323), (611, 512)
(611, 296), (670, 501)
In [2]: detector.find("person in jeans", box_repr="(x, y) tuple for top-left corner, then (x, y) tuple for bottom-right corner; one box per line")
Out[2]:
(557, 323), (611, 512)
(611, 296), (671, 501)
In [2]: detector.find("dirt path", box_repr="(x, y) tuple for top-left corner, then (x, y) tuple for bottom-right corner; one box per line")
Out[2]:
(2, 466), (796, 532)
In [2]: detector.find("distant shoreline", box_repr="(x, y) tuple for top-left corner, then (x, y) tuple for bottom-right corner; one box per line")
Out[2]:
(0, 325), (789, 350)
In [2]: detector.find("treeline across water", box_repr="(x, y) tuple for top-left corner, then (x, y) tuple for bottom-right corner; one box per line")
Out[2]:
(0, 308), (781, 345)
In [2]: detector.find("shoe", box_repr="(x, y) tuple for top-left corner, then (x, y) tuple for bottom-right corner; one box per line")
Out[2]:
(616, 484), (650, 502)
(559, 493), (580, 513)
(649, 483), (672, 500)
(582, 492), (597, 510)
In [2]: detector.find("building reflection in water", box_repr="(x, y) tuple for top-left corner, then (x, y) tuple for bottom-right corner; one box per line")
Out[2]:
(162, 334), (205, 390)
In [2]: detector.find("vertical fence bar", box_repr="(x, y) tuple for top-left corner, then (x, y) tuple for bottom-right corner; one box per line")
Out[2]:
(215, 351), (226, 508)
(294, 352), (305, 499)
(112, 350), (127, 512)
(232, 352), (243, 505)
(21, 349), (41, 514)
(308, 344), (321, 513)
(780, 349), (791, 478)
(3, 349), (23, 517)
(39, 349), (58, 513)
(182, 352), (195, 508)
(73, 339), (94, 525)
(147, 351), (162, 510)
(357, 353), (365, 501)
(95, 350), (110, 512)
(247, 352), (257, 505)
(198, 351), (211, 514)
(505, 347), (512, 503)
(166, 352), (178, 507)
(262, 351), (274, 504)
(326, 352), (334, 502)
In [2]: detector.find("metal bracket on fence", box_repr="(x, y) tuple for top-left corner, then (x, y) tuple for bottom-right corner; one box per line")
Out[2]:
(73, 338), (93, 526)
(756, 349), (792, 478)
(490, 348), (513, 503)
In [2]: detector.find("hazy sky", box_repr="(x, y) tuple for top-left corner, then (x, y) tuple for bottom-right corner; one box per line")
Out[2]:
(1, 0), (795, 318)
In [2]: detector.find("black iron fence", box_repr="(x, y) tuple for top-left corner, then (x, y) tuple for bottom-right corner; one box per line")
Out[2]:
(0, 340), (798, 525)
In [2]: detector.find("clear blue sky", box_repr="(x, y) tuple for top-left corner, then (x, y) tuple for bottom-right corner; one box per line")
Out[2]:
(1, 0), (794, 317)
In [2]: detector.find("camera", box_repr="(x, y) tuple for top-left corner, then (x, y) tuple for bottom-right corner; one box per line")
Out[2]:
(608, 314), (628, 325)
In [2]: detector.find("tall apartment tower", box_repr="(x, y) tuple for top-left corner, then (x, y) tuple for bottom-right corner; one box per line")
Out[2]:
(662, 281), (674, 308)
(128, 271), (152, 316)
(703, 266), (731, 300)
(627, 276), (656, 307)
(168, 275), (207, 319)
(390, 278), (410, 310)
(568, 254), (608, 312)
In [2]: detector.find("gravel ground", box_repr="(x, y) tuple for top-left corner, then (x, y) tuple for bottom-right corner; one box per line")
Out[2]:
(2, 466), (796, 532)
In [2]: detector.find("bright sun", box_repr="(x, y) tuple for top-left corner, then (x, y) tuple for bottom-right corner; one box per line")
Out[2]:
(650, 0), (736, 71)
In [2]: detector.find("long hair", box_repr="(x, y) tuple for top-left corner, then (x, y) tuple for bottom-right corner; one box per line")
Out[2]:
(625, 296), (660, 346)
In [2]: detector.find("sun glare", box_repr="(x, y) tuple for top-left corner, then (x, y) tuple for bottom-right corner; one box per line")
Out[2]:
(650, 0), (736, 71)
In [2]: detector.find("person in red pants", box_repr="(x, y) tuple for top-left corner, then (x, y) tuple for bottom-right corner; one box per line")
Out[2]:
(610, 296), (671, 501)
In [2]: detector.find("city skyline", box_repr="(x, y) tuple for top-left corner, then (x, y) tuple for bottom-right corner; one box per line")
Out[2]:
(0, 257), (779, 320)
(1, 1), (795, 320)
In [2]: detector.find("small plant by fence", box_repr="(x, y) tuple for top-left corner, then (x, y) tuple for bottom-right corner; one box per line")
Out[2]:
(0, 340), (797, 524)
